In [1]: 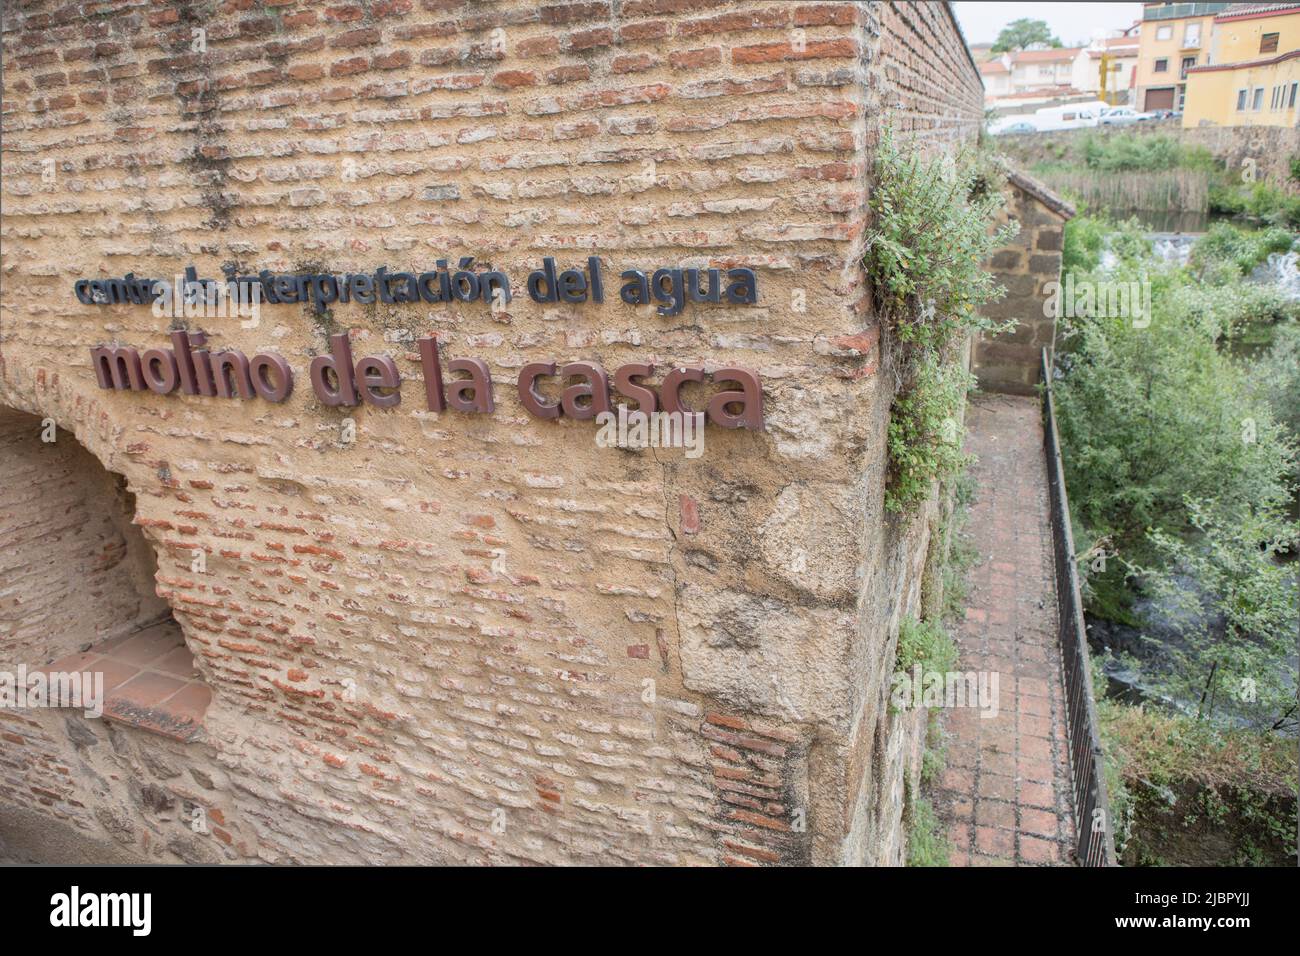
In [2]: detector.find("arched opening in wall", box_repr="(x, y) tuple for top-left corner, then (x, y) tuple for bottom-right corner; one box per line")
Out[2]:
(0, 405), (210, 741)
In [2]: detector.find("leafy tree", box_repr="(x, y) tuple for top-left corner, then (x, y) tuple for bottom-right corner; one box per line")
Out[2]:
(1255, 320), (1300, 448)
(1054, 258), (1296, 554)
(1140, 499), (1298, 731)
(991, 18), (1061, 53)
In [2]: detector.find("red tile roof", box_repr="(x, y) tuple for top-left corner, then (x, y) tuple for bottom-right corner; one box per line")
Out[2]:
(1013, 47), (1085, 63)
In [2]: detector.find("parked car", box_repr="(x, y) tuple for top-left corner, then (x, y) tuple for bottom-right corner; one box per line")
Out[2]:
(1099, 106), (1158, 125)
(992, 120), (1039, 135)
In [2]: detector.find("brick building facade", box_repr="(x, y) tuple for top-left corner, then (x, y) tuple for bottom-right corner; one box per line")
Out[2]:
(0, 1), (983, 866)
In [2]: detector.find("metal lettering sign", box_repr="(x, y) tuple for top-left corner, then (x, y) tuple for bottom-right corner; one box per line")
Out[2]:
(76, 258), (765, 432)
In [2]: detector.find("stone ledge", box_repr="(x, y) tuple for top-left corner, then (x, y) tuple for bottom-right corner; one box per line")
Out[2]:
(35, 620), (210, 743)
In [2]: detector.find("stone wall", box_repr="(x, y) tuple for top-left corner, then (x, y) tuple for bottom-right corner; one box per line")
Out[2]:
(973, 172), (1073, 396)
(0, 0), (982, 866)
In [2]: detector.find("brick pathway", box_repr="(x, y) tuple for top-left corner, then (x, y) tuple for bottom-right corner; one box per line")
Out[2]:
(935, 394), (1077, 866)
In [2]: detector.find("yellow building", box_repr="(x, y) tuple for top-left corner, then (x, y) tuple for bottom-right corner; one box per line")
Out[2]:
(1183, 3), (1300, 127)
(1135, 2), (1231, 112)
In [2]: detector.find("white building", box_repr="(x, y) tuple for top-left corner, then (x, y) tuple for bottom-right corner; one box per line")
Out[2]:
(1084, 34), (1140, 101)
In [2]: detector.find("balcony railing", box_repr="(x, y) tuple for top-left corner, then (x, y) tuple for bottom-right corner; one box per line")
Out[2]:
(1143, 3), (1228, 21)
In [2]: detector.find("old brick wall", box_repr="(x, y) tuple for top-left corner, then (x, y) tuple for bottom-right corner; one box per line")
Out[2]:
(0, 407), (171, 666)
(973, 172), (1073, 396)
(877, 0), (981, 146)
(1, 0), (982, 866)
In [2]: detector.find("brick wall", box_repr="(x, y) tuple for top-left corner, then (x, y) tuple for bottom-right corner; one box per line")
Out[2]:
(0, 0), (982, 866)
(973, 172), (1073, 396)
(0, 407), (171, 666)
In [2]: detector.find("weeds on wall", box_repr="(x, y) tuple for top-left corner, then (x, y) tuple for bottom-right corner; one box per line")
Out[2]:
(905, 788), (951, 867)
(864, 129), (1018, 514)
(895, 616), (960, 866)
(895, 614), (959, 678)
(938, 470), (978, 626)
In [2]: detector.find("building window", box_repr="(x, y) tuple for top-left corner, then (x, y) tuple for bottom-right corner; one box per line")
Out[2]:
(1290, 82), (1298, 109)
(1252, 86), (1265, 110)
(1184, 22), (1201, 47)
(1237, 88), (1248, 110)
(1154, 57), (1169, 72)
(1270, 85), (1281, 109)
(1180, 56), (1196, 79)
(1260, 32), (1279, 54)
(1156, 25), (1173, 40)
(1039, 65), (1054, 77)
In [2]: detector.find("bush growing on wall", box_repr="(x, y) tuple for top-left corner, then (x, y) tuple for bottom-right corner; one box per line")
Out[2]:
(864, 130), (1018, 514)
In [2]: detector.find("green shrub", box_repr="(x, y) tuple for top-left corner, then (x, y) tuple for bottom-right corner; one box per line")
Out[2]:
(1062, 214), (1109, 273)
(1140, 498), (1298, 730)
(865, 133), (1017, 351)
(1180, 144), (1223, 174)
(1098, 700), (1298, 865)
(1063, 212), (1153, 275)
(1076, 133), (1223, 175)
(1191, 222), (1296, 277)
(1083, 133), (1183, 172)
(1165, 268), (1299, 339)
(1209, 180), (1300, 228)
(885, 357), (974, 514)
(1054, 258), (1297, 554)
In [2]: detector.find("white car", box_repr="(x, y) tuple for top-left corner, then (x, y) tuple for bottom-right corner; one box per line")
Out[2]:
(1099, 107), (1157, 126)
(992, 120), (1039, 136)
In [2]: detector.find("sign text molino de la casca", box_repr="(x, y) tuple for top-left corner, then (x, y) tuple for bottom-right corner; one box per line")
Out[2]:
(77, 257), (766, 432)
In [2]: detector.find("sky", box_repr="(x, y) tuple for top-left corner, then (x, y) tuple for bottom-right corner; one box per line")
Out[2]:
(952, 2), (1145, 47)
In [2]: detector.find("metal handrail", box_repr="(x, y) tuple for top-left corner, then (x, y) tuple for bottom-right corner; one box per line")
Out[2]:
(1040, 348), (1118, 867)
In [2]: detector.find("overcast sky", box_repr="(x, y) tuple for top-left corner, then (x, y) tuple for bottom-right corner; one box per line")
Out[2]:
(952, 2), (1144, 47)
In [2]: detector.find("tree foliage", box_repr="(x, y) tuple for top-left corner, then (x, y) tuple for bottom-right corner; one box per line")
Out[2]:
(1141, 499), (1298, 730)
(1055, 220), (1299, 733)
(991, 17), (1061, 53)
(1054, 257), (1296, 551)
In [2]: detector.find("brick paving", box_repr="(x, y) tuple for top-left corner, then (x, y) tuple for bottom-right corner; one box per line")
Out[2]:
(936, 393), (1077, 866)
